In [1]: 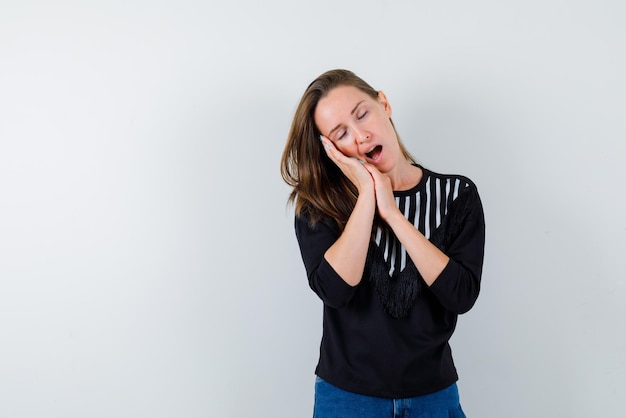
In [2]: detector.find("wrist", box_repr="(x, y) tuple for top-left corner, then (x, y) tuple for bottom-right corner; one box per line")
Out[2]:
(356, 182), (375, 198)
(355, 187), (377, 211)
(382, 209), (406, 226)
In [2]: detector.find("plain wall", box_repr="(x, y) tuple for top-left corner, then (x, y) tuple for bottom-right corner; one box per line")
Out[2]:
(1, 1), (624, 417)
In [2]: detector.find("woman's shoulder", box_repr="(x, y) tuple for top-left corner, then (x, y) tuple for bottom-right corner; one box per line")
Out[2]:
(418, 164), (480, 194)
(295, 205), (340, 234)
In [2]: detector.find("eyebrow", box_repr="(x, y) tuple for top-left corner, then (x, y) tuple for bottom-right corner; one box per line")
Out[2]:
(328, 100), (365, 137)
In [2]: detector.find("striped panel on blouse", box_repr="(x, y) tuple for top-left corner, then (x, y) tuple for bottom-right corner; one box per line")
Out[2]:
(374, 174), (470, 277)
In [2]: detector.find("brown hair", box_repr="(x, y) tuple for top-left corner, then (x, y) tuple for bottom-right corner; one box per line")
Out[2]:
(280, 69), (415, 231)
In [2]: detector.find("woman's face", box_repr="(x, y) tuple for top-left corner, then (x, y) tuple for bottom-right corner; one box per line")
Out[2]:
(314, 85), (400, 173)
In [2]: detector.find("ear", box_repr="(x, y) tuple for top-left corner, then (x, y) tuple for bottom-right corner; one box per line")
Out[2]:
(377, 91), (392, 117)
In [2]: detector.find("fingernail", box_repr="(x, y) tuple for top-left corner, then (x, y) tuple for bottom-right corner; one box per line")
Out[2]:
(359, 160), (365, 164)
(319, 135), (324, 142)
(324, 144), (330, 150)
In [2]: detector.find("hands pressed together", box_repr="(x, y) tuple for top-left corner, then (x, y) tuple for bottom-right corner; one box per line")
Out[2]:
(320, 135), (449, 287)
(320, 135), (398, 222)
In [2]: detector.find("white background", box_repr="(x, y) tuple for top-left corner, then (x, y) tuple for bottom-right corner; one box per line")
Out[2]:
(1, 1), (625, 417)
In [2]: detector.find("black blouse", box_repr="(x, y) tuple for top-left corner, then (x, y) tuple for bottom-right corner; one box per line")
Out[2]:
(294, 166), (486, 398)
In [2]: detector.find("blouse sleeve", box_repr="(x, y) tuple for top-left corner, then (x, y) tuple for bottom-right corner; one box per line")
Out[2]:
(428, 184), (486, 314)
(294, 213), (360, 308)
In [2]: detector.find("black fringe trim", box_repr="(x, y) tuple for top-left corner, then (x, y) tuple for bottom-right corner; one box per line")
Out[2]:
(364, 244), (422, 319)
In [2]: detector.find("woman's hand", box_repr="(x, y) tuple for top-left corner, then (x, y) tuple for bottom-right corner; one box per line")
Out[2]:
(364, 164), (402, 222)
(320, 136), (373, 194)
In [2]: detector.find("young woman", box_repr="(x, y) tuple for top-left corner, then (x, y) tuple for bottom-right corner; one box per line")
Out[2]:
(281, 69), (485, 418)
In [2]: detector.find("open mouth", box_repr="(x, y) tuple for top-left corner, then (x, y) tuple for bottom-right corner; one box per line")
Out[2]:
(366, 145), (382, 161)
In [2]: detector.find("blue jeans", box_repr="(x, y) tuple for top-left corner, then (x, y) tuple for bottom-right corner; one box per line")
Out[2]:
(313, 377), (467, 418)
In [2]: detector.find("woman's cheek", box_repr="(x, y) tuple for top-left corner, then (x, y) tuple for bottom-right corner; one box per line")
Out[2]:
(339, 143), (358, 157)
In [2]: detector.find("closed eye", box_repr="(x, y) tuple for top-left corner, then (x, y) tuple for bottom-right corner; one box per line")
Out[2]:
(357, 110), (368, 120)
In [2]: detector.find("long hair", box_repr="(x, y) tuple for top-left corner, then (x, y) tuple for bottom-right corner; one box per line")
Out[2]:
(280, 69), (415, 231)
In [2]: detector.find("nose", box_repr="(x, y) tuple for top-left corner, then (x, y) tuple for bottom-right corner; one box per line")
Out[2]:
(356, 129), (369, 144)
